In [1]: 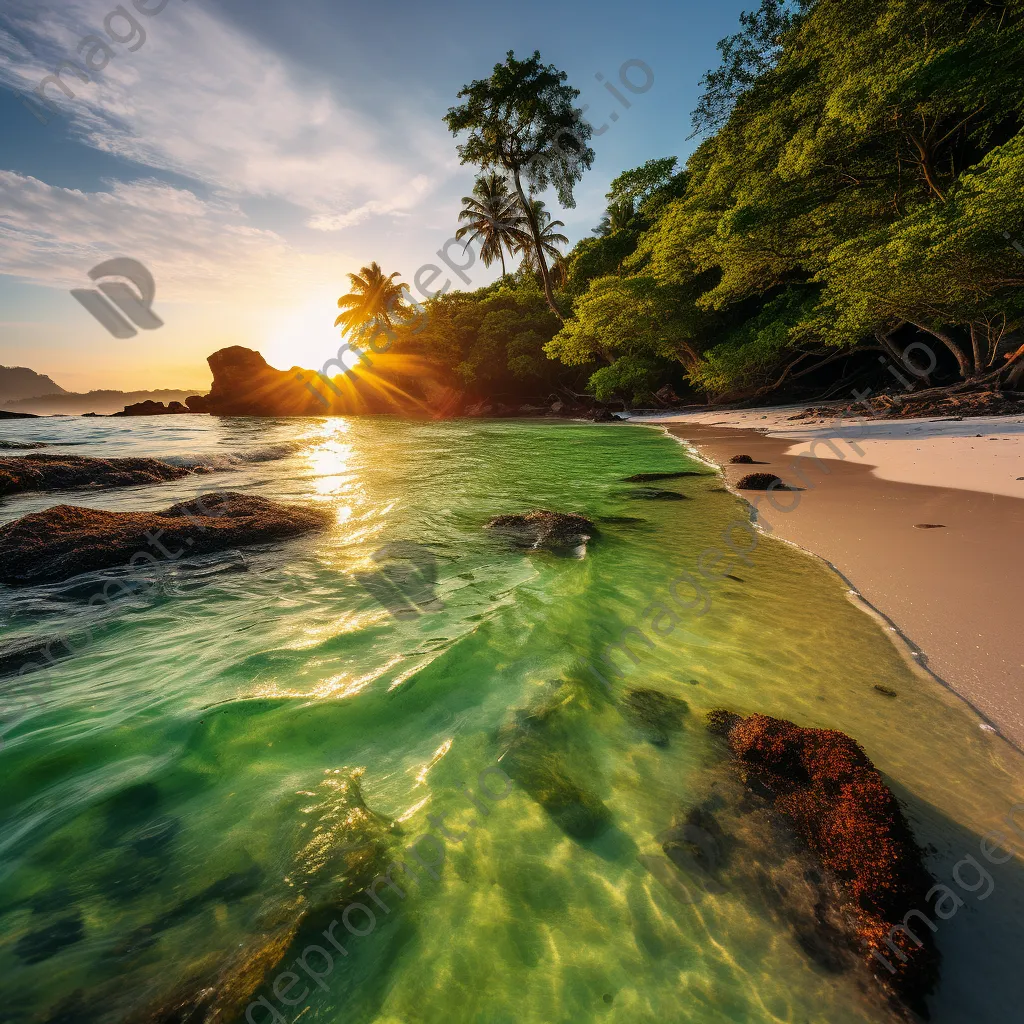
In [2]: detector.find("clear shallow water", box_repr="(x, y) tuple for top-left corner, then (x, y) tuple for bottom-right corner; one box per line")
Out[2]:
(0, 415), (1022, 1024)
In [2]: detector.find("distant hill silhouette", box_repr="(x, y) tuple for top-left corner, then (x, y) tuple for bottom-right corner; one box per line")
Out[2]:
(0, 365), (66, 403)
(3, 389), (200, 416)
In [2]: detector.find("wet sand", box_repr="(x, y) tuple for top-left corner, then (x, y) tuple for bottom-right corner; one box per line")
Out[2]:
(662, 420), (1024, 751)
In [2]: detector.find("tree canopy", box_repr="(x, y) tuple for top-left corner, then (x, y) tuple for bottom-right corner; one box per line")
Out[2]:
(445, 51), (595, 319)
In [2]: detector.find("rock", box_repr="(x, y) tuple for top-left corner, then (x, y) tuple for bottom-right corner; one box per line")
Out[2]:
(0, 634), (75, 679)
(549, 400), (565, 414)
(15, 913), (85, 964)
(628, 488), (688, 500)
(622, 688), (689, 746)
(654, 384), (682, 405)
(592, 407), (624, 422)
(115, 400), (192, 416)
(0, 491), (333, 586)
(706, 711), (939, 1017)
(185, 394), (210, 413)
(0, 454), (204, 497)
(622, 471), (706, 483)
(501, 737), (611, 840)
(201, 345), (461, 417)
(729, 454), (755, 464)
(736, 472), (794, 490)
(873, 685), (898, 698)
(0, 410), (39, 419)
(661, 805), (728, 882)
(485, 510), (595, 554)
(0, 440), (47, 449)
(108, 770), (400, 1024)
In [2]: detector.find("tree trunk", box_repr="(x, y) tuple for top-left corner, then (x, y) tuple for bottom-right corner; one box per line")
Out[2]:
(512, 169), (562, 321)
(499, 246), (506, 278)
(969, 323), (984, 377)
(908, 321), (973, 379)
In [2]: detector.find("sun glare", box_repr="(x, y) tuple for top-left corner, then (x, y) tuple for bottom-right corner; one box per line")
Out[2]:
(262, 291), (347, 372)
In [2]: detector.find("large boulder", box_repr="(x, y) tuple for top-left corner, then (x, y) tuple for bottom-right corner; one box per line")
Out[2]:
(707, 711), (940, 1017)
(0, 492), (333, 586)
(0, 454), (201, 497)
(201, 345), (462, 417)
(485, 510), (595, 554)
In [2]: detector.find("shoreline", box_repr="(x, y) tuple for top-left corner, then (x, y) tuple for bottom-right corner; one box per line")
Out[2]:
(638, 409), (1024, 751)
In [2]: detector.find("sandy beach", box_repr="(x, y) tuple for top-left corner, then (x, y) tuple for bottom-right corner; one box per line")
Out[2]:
(631, 406), (1024, 750)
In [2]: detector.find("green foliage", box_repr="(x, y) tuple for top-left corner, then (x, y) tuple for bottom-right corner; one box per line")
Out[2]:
(455, 174), (530, 277)
(410, 280), (562, 393)
(689, 287), (820, 394)
(563, 232), (640, 298)
(691, 0), (810, 135)
(444, 50), (595, 208)
(587, 357), (663, 404)
(546, 276), (703, 371)
(445, 50), (595, 318)
(607, 157), (679, 207)
(406, 1), (1024, 406)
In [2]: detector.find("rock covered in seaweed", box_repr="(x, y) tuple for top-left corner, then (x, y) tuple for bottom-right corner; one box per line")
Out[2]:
(498, 687), (612, 841)
(706, 710), (939, 1018)
(485, 509), (595, 555)
(622, 687), (689, 746)
(0, 454), (203, 497)
(735, 472), (793, 490)
(65, 769), (401, 1024)
(0, 491), (333, 586)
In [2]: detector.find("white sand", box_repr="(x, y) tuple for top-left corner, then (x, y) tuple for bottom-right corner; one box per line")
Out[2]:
(631, 407), (1024, 498)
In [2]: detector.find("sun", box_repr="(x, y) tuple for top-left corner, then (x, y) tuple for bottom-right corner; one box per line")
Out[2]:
(261, 291), (349, 372)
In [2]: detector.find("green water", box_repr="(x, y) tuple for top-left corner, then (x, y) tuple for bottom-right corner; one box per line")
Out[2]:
(1, 417), (1022, 1024)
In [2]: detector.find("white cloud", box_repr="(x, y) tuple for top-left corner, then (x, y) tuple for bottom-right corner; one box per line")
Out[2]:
(0, 0), (450, 229)
(0, 171), (352, 301)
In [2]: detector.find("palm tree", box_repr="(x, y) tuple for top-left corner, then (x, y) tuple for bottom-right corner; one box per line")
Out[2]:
(335, 262), (410, 348)
(592, 199), (639, 237)
(454, 174), (529, 277)
(516, 199), (569, 285)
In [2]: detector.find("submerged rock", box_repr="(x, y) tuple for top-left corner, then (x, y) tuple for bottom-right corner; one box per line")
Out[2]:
(485, 510), (595, 555)
(502, 744), (611, 840)
(627, 488), (688, 501)
(0, 454), (203, 497)
(622, 471), (706, 483)
(0, 491), (333, 586)
(622, 688), (689, 746)
(15, 912), (85, 964)
(706, 711), (939, 1017)
(0, 634), (75, 679)
(103, 769), (400, 1024)
(498, 691), (612, 841)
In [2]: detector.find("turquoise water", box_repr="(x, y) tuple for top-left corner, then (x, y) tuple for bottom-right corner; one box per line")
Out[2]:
(1, 415), (1023, 1024)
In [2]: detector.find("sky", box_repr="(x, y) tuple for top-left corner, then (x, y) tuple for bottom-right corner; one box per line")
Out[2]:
(0, 0), (750, 393)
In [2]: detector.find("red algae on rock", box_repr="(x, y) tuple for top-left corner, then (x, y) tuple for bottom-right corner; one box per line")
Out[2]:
(0, 492), (333, 586)
(707, 711), (940, 1019)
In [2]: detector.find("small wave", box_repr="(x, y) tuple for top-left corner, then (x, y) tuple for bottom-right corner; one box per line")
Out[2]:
(167, 441), (310, 472)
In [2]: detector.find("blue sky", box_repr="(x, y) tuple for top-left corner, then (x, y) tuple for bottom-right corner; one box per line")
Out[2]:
(0, 0), (749, 391)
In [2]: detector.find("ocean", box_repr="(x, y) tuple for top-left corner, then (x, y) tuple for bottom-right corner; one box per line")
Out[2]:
(1, 415), (1022, 1023)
